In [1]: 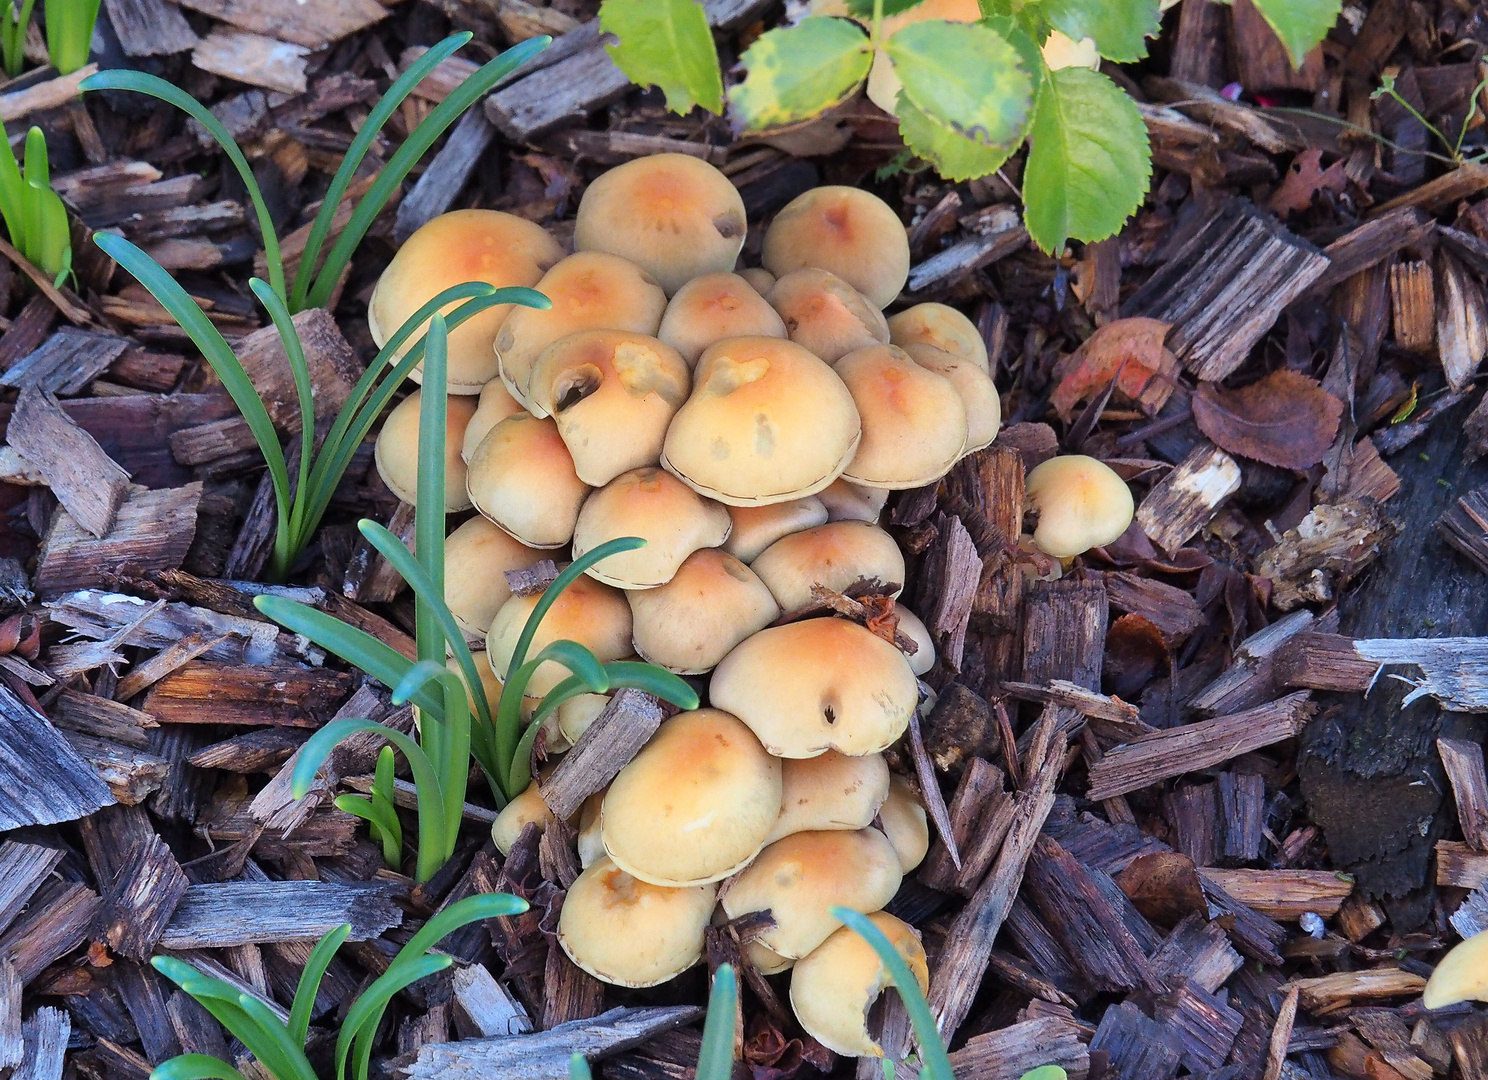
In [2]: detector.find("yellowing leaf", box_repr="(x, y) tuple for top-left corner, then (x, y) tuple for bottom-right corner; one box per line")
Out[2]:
(896, 94), (1017, 182)
(599, 0), (724, 115)
(1036, 0), (1162, 62)
(886, 20), (1033, 150)
(1251, 0), (1341, 68)
(729, 17), (871, 131)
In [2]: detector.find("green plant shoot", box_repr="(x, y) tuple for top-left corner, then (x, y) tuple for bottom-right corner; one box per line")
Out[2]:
(570, 965), (738, 1080)
(44, 0), (99, 74)
(1, 0), (36, 78)
(0, 124), (70, 283)
(335, 745), (402, 868)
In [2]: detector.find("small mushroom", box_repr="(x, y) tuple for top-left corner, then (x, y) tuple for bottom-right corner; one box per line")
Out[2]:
(877, 774), (929, 873)
(557, 692), (611, 746)
(739, 267), (776, 294)
(723, 497), (829, 563)
(658, 272), (788, 367)
(577, 790), (606, 868)
(901, 342), (1001, 454)
(368, 209), (564, 394)
(761, 186), (910, 308)
(485, 573), (632, 697)
(711, 617), (918, 758)
(720, 829), (903, 958)
(628, 548), (779, 674)
(374, 391), (479, 511)
(571, 467), (732, 589)
(767, 268), (889, 364)
(789, 911), (929, 1058)
(495, 251), (667, 415)
(557, 857), (716, 987)
(750, 520), (905, 611)
(817, 478), (889, 523)
(893, 602), (935, 676)
(767, 751), (890, 844)
(573, 153), (747, 295)
(1422, 931), (1488, 1009)
(444, 516), (545, 637)
(834, 343), (967, 488)
(461, 379), (525, 463)
(887, 301), (989, 371)
(602, 708), (782, 886)
(527, 330), (691, 486)
(662, 336), (861, 507)
(1025, 454), (1135, 558)
(466, 412), (590, 548)
(747, 939), (795, 976)
(490, 780), (555, 855)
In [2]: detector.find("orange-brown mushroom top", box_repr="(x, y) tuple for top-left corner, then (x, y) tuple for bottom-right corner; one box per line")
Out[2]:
(761, 186), (910, 308)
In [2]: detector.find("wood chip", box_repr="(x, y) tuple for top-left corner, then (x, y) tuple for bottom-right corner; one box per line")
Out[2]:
(1284, 968), (1427, 1013)
(0, 682), (115, 828)
(142, 662), (356, 727)
(175, 0), (387, 48)
(0, 329), (131, 394)
(35, 483), (202, 596)
(160, 881), (402, 948)
(192, 30), (310, 95)
(540, 689), (665, 821)
(0, 66), (95, 125)
(103, 0), (198, 55)
(93, 834), (189, 961)
(8, 388), (130, 538)
(234, 309), (362, 432)
(1135, 443), (1242, 555)
(0, 842), (64, 935)
(395, 110), (494, 243)
(1197, 868), (1353, 920)
(1440, 737), (1488, 849)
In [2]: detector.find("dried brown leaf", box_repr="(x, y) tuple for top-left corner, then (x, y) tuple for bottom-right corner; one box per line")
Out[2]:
(1192, 369), (1344, 470)
(1050, 317), (1179, 422)
(1268, 148), (1348, 217)
(1114, 850), (1208, 927)
(1103, 612), (1169, 699)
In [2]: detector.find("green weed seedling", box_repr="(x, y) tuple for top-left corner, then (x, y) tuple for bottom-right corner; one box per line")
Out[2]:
(570, 964), (739, 1080)
(45, 0), (100, 74)
(1, 0), (35, 78)
(0, 125), (70, 283)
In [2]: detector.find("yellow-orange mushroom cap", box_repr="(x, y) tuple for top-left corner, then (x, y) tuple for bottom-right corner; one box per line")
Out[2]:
(465, 413), (590, 548)
(886, 301), (989, 371)
(877, 774), (930, 873)
(443, 515), (545, 637)
(1422, 931), (1488, 1009)
(571, 467), (732, 590)
(374, 390), (478, 511)
(761, 186), (910, 308)
(750, 520), (905, 612)
(902, 342), (1001, 454)
(461, 379), (524, 463)
(658, 272), (788, 367)
(628, 547), (779, 674)
(1025, 454), (1135, 558)
(739, 267), (776, 294)
(817, 478), (889, 523)
(767, 751), (890, 844)
(893, 602), (935, 676)
(835, 343), (967, 488)
(767, 268), (889, 364)
(490, 780), (555, 855)
(723, 497), (829, 564)
(485, 574), (632, 697)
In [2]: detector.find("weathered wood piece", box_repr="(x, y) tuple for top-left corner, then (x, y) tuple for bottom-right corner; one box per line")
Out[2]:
(1439, 737), (1488, 849)
(175, 0), (386, 47)
(907, 221), (1028, 295)
(47, 588), (290, 665)
(160, 882), (402, 948)
(932, 1015), (1090, 1080)
(0, 879), (100, 981)
(52, 691), (158, 748)
(1440, 486), (1488, 574)
(64, 732), (171, 805)
(14, 1007), (68, 1080)
(234, 310), (361, 432)
(1020, 579), (1108, 691)
(1285, 968), (1426, 1012)
(919, 757), (1003, 892)
(0, 843), (64, 935)
(168, 418), (256, 466)
(7, 389), (130, 538)
(0, 329), (130, 394)
(1150, 912), (1244, 993)
(1435, 839), (1488, 888)
(103, 0), (198, 55)
(540, 689), (665, 820)
(1089, 1001), (1183, 1080)
(1135, 443), (1242, 554)
(921, 512), (979, 670)
(1438, 250), (1488, 391)
(1280, 633), (1488, 712)
(451, 962), (532, 1039)
(395, 111), (496, 243)
(0, 681), (115, 827)
(1190, 609), (1316, 717)
(94, 834), (189, 961)
(142, 663), (355, 727)
(35, 483), (201, 595)
(1310, 207), (1435, 294)
(187, 728), (307, 773)
(192, 30), (310, 94)
(1197, 868), (1352, 920)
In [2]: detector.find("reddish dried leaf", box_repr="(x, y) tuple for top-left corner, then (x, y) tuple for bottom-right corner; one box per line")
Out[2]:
(1103, 612), (1169, 699)
(1193, 369), (1344, 470)
(1268, 148), (1348, 217)
(1114, 851), (1208, 927)
(1050, 317), (1179, 422)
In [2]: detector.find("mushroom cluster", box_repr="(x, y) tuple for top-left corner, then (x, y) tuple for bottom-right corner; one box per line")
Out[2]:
(370, 153), (1134, 1057)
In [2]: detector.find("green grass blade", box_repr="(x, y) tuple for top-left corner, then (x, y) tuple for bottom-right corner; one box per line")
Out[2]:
(150, 1055), (250, 1080)
(335, 793), (402, 866)
(525, 673), (597, 732)
(496, 641), (608, 787)
(302, 35), (553, 311)
(337, 955), (451, 1080)
(601, 661), (700, 710)
(147, 964), (299, 1080)
(43, 0), (100, 73)
(1, 0), (36, 78)
(392, 892), (529, 973)
(79, 70), (286, 300)
(287, 923), (352, 1047)
(696, 964), (737, 1080)
(370, 743), (404, 863)
(249, 278), (315, 563)
(0, 120), (26, 252)
(505, 713), (544, 796)
(569, 1054), (593, 1080)
(414, 313), (448, 667)
(233, 993), (318, 1080)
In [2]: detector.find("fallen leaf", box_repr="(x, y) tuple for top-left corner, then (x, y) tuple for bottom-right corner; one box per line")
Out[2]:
(1268, 148), (1348, 217)
(1192, 369), (1344, 470)
(1050, 317), (1179, 422)
(1114, 850), (1208, 927)
(1103, 612), (1168, 699)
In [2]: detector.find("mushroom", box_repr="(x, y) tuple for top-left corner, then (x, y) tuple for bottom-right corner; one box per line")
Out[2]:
(466, 413), (590, 548)
(374, 391), (479, 512)
(761, 186), (910, 308)
(557, 857), (717, 987)
(747, 940), (795, 976)
(485, 573), (632, 697)
(662, 336), (861, 506)
(1422, 931), (1488, 1009)
(658, 272), (788, 367)
(817, 478), (889, 524)
(750, 521), (905, 612)
(495, 251), (668, 415)
(628, 548), (779, 674)
(461, 379), (525, 463)
(901, 342), (1001, 454)
(490, 780), (555, 855)
(1025, 454), (1135, 558)
(711, 617), (918, 758)
(739, 267), (776, 294)
(368, 209), (564, 394)
(877, 774), (929, 873)
(767, 268), (889, 364)
(887, 301), (989, 371)
(557, 692), (611, 746)
(835, 343), (967, 488)
(577, 790), (606, 868)
(444, 516), (545, 638)
(572, 153), (747, 295)
(602, 708), (782, 886)
(893, 602), (935, 676)
(571, 467), (732, 589)
(789, 911), (929, 1057)
(527, 330), (691, 486)
(767, 751), (890, 844)
(720, 829), (903, 958)
(723, 497), (829, 563)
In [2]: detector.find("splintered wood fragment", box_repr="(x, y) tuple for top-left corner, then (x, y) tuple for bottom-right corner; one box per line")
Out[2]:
(452, 962), (532, 1039)
(1, 329), (130, 393)
(1190, 609), (1316, 717)
(540, 689), (665, 820)
(932, 1016), (1090, 1080)
(175, 0), (385, 47)
(1285, 968), (1427, 1013)
(188, 728), (307, 773)
(906, 220), (1028, 294)
(160, 882), (402, 948)
(1088, 1001), (1183, 1080)
(0, 682), (115, 828)
(35, 483), (201, 596)
(1351, 1010), (1434, 1080)
(397, 45), (478, 101)
(919, 682), (1000, 776)
(0, 879), (101, 981)
(15, 1007), (68, 1080)
(1440, 487), (1488, 575)
(1135, 443), (1241, 554)
(918, 758), (1002, 892)
(546, 129), (728, 166)
(506, 560), (560, 596)
(1438, 250), (1488, 391)
(168, 418), (256, 466)
(395, 110), (495, 243)
(8, 389), (130, 538)
(542, 937), (604, 1029)
(1145, 76), (1305, 152)
(192, 30), (309, 94)
(1374, 161), (1488, 216)
(1388, 260), (1435, 353)
(1087, 693), (1313, 801)
(93, 834), (189, 961)
(103, 0), (198, 55)
(1150, 912), (1243, 994)
(1280, 634), (1488, 711)
(1261, 500), (1398, 612)
(234, 309), (361, 432)
(0, 844), (62, 939)
(52, 689), (158, 749)
(1261, 985), (1300, 1080)
(0, 66), (94, 124)
(1310, 206), (1435, 294)
(0, 959), (18, 1068)
(344, 501), (415, 603)
(142, 662), (355, 727)
(1197, 868), (1352, 920)
(115, 631), (233, 702)
(919, 512), (979, 670)
(1218, 771), (1265, 862)
(1439, 738), (1488, 850)
(64, 732), (171, 804)
(1450, 885), (1488, 938)
(907, 710), (958, 869)
(1152, 979), (1243, 1073)
(1435, 840), (1488, 888)
(47, 587), (287, 665)
(1000, 679), (1144, 728)
(1163, 783), (1218, 866)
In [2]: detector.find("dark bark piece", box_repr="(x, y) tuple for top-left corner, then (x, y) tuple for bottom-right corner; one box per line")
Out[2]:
(102, 0), (197, 55)
(1089, 1001), (1184, 1080)
(540, 689), (665, 821)
(187, 728), (308, 773)
(0, 843), (63, 937)
(907, 223), (1029, 295)
(1105, 572), (1205, 643)
(936, 1015), (1090, 1080)
(1170, 0), (1226, 86)
(0, 329), (130, 395)
(0, 297), (56, 371)
(1450, 1013), (1488, 1080)
(1021, 578), (1108, 691)
(0, 878), (101, 982)
(1149, 912), (1244, 994)
(94, 834), (190, 961)
(919, 682), (1000, 776)
(344, 500), (415, 604)
(1375, 161), (1488, 217)
(160, 881), (402, 948)
(52, 690), (158, 749)
(0, 681), (115, 828)
(112, 960), (182, 1066)
(1309, 207), (1435, 295)
(1438, 737), (1488, 849)
(167, 418), (256, 466)
(919, 757), (1002, 892)
(1198, 875), (1286, 965)
(1218, 771), (1266, 863)
(147, 725), (215, 824)
(35, 483), (201, 596)
(395, 111), (495, 243)
(1439, 486), (1488, 574)
(1153, 979), (1244, 1073)
(1165, 783), (1220, 867)
(921, 512), (979, 671)
(1190, 609), (1316, 717)
(142, 662), (355, 727)
(15, 1007), (68, 1080)
(63, 731), (171, 805)
(233, 309), (362, 432)
(541, 937), (604, 1031)
(78, 803), (157, 886)
(8, 389), (131, 538)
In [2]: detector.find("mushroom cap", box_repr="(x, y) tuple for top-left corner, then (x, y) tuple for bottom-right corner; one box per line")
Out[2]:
(558, 857), (717, 987)
(762, 187), (909, 309)
(817, 478), (889, 523)
(485, 574), (633, 697)
(571, 467), (733, 589)
(577, 790), (606, 868)
(710, 617), (918, 758)
(374, 391), (478, 511)
(602, 708), (782, 887)
(368, 210), (565, 394)
(886, 301), (989, 371)
(767, 751), (890, 844)
(767, 268), (889, 364)
(902, 343), (1001, 454)
(466, 413), (590, 548)
(1423, 930), (1488, 1009)
(451, 652), (505, 718)
(443, 516), (546, 637)
(658, 272), (788, 367)
(724, 497), (829, 564)
(1025, 454), (1135, 558)
(490, 780), (555, 855)
(747, 940), (795, 976)
(495, 252), (668, 415)
(720, 829), (903, 958)
(528, 330), (692, 487)
(835, 344), (967, 489)
(893, 602), (935, 676)
(557, 692), (611, 746)
(789, 912), (929, 1057)
(662, 336), (861, 506)
(739, 267), (776, 294)
(461, 379), (525, 463)
(878, 774), (929, 873)
(750, 521), (905, 612)
(628, 548), (780, 674)
(573, 154), (747, 296)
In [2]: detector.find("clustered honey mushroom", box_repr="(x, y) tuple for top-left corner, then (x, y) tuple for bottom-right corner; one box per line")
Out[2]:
(370, 153), (1136, 1058)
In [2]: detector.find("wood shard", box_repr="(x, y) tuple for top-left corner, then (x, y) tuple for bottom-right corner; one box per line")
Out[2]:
(93, 834), (189, 961)
(1197, 868), (1353, 920)
(1389, 260), (1436, 353)
(142, 662), (355, 727)
(540, 689), (665, 821)
(35, 483), (201, 596)
(8, 388), (130, 538)
(192, 30), (310, 95)
(1285, 968), (1427, 1012)
(174, 0), (387, 48)
(938, 1015), (1090, 1080)
(0, 682), (115, 828)
(1439, 738), (1488, 850)
(1437, 250), (1488, 391)
(160, 881), (402, 948)
(1254, 501), (1397, 612)
(103, 0), (199, 55)
(234, 309), (362, 432)
(0, 328), (130, 394)
(1135, 443), (1242, 555)
(1435, 839), (1488, 888)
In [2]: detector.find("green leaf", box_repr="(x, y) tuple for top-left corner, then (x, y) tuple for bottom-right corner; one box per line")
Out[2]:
(288, 924), (352, 1046)
(1018, 1069), (1069, 1080)
(43, 0), (99, 74)
(896, 93), (1018, 182)
(844, 0), (929, 15)
(886, 20), (1033, 150)
(599, 0), (723, 115)
(22, 129), (68, 280)
(336, 793), (403, 866)
(1250, 0), (1340, 69)
(414, 314), (449, 669)
(696, 965), (738, 1080)
(248, 277), (314, 575)
(729, 17), (871, 131)
(1022, 65), (1150, 254)
(601, 661), (700, 711)
(1033, 0), (1160, 62)
(339, 954), (451, 1080)
(570, 1055), (593, 1080)
(150, 1055), (249, 1080)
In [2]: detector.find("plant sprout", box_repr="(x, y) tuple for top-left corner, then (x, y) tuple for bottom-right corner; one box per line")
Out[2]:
(1, 0), (36, 78)
(0, 125), (70, 284)
(569, 964), (738, 1080)
(44, 0), (99, 74)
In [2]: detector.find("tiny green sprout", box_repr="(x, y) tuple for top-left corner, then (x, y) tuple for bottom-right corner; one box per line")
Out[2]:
(1019, 1068), (1069, 1080)
(0, 0), (35, 78)
(0, 124), (71, 284)
(44, 0), (100, 74)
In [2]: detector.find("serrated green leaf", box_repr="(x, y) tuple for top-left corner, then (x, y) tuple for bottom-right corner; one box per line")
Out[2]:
(896, 94), (1017, 181)
(1023, 65), (1150, 254)
(845, 0), (929, 15)
(1251, 0), (1340, 68)
(887, 20), (1033, 149)
(1034, 0), (1160, 62)
(600, 0), (723, 115)
(1018, 1069), (1068, 1080)
(729, 17), (871, 131)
